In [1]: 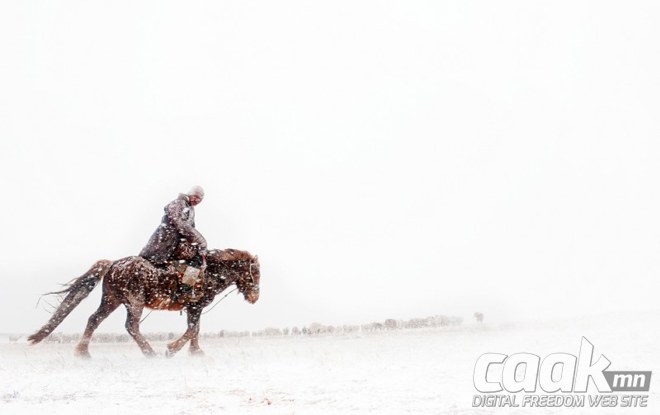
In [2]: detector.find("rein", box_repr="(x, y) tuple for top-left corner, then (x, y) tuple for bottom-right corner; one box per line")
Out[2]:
(201, 286), (238, 315)
(140, 310), (153, 324)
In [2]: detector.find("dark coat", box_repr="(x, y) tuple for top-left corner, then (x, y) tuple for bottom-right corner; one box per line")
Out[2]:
(140, 194), (207, 266)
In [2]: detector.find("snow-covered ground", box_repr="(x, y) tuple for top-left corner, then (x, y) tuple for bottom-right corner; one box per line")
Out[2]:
(1, 311), (659, 414)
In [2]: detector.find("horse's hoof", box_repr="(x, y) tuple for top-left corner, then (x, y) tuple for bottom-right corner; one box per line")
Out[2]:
(189, 348), (205, 357)
(165, 349), (176, 358)
(144, 350), (157, 358)
(74, 349), (91, 359)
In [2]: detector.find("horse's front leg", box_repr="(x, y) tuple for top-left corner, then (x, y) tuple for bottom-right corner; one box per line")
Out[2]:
(166, 306), (202, 357)
(188, 318), (203, 356)
(125, 302), (156, 357)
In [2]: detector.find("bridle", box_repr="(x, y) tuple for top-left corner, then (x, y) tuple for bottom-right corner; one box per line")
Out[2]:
(201, 258), (258, 315)
(243, 261), (259, 290)
(216, 259), (259, 291)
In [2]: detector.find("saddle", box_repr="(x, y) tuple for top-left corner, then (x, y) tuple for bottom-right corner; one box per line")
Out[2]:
(169, 240), (207, 303)
(171, 262), (205, 303)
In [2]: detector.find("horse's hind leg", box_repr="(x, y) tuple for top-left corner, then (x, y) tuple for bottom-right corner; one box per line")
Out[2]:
(125, 302), (156, 357)
(166, 308), (202, 357)
(74, 294), (120, 358)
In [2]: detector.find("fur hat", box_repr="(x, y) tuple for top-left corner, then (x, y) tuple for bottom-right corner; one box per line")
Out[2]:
(187, 185), (204, 201)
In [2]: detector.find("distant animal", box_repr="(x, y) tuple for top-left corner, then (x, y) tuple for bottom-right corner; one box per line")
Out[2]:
(474, 312), (484, 323)
(28, 249), (260, 358)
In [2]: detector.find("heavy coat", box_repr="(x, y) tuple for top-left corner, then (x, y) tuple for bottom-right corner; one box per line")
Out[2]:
(140, 194), (207, 265)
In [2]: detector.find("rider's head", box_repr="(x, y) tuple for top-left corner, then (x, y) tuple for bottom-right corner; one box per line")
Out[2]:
(187, 185), (204, 206)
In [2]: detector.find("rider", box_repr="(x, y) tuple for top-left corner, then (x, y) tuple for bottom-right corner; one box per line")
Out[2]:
(140, 186), (208, 276)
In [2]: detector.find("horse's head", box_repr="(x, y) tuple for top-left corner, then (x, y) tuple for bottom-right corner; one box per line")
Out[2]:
(207, 249), (260, 304)
(236, 254), (260, 304)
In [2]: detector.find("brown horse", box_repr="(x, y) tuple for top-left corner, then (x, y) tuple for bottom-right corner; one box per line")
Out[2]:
(28, 249), (260, 358)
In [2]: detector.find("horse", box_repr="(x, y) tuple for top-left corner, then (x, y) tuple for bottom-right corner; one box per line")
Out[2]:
(28, 248), (260, 358)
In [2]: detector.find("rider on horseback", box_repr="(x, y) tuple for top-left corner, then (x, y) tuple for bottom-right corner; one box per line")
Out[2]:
(140, 186), (208, 297)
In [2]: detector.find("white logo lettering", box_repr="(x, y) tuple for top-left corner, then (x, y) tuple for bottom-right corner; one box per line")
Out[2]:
(502, 353), (540, 392)
(539, 353), (577, 392)
(474, 353), (507, 392)
(574, 337), (611, 392)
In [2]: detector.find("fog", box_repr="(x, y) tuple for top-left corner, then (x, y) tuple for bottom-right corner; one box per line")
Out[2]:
(1, 1), (659, 335)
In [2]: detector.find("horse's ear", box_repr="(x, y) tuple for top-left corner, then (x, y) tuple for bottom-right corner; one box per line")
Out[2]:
(254, 255), (259, 261)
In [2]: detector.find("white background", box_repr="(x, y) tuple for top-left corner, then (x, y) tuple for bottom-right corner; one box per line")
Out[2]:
(1, 1), (659, 335)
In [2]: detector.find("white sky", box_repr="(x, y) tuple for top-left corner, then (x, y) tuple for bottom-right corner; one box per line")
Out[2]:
(1, 1), (659, 334)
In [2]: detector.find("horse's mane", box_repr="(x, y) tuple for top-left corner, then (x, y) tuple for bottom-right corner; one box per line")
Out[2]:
(207, 248), (253, 263)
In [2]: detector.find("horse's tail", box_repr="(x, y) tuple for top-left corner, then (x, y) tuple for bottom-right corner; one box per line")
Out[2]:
(28, 259), (113, 344)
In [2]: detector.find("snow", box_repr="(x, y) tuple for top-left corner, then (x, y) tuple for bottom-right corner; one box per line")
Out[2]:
(1, 311), (659, 414)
